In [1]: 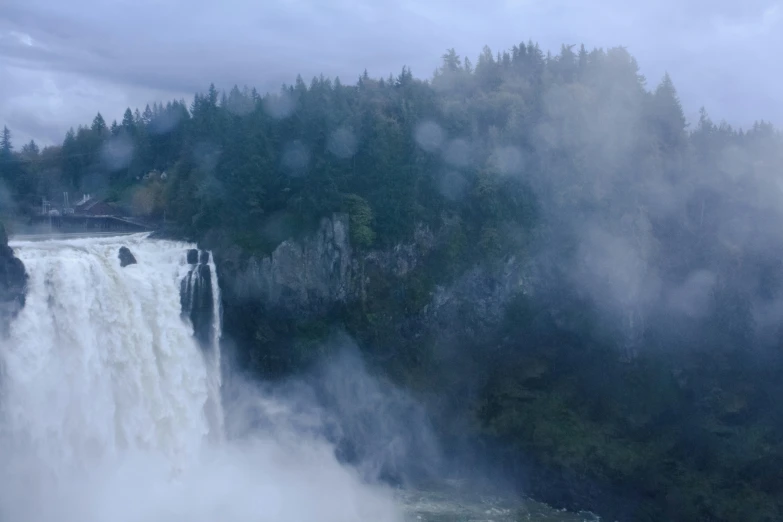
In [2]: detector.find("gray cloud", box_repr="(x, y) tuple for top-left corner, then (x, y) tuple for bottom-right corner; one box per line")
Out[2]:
(1, 0), (781, 146)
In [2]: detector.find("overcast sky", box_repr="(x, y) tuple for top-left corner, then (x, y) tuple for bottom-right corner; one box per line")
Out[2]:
(1, 0), (781, 147)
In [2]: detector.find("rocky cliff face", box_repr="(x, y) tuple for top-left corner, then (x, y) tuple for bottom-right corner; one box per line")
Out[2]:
(0, 224), (28, 336)
(229, 214), (353, 317)
(221, 213), (531, 338)
(425, 255), (533, 345)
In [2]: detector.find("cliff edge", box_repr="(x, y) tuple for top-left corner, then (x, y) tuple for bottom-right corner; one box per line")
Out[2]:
(0, 223), (28, 336)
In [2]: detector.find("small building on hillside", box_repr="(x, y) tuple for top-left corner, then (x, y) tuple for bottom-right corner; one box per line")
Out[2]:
(74, 194), (125, 217)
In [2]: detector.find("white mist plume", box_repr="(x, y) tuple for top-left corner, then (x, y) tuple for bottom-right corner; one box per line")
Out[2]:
(0, 234), (403, 522)
(414, 121), (445, 152)
(222, 338), (443, 487)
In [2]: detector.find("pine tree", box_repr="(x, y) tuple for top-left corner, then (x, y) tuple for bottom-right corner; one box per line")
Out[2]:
(652, 72), (687, 151)
(207, 83), (219, 107)
(501, 50), (511, 68)
(475, 45), (501, 90)
(21, 140), (40, 157)
(0, 126), (13, 184)
(91, 113), (108, 135)
(142, 104), (153, 124)
(441, 48), (462, 73)
(62, 128), (82, 188)
(396, 66), (413, 87)
(122, 108), (135, 130)
(578, 44), (588, 71)
(464, 56), (473, 74)
(554, 44), (577, 82)
(1, 126), (12, 155)
(358, 69), (369, 89)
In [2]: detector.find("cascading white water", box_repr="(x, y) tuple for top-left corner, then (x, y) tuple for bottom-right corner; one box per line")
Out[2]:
(207, 250), (224, 439)
(0, 234), (222, 472)
(179, 247), (225, 442)
(0, 233), (403, 522)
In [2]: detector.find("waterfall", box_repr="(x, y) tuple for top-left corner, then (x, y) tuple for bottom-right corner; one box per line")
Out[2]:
(0, 233), (401, 522)
(0, 234), (223, 473)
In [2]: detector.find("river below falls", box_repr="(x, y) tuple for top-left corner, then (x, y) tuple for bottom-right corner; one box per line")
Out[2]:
(397, 481), (599, 522)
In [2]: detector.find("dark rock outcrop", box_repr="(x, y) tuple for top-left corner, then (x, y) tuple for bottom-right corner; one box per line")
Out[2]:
(181, 249), (215, 349)
(230, 214), (353, 317)
(0, 224), (28, 336)
(424, 255), (533, 345)
(118, 246), (137, 267)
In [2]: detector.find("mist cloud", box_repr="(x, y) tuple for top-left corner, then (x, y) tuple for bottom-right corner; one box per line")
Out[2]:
(0, 336), (426, 522)
(223, 338), (442, 487)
